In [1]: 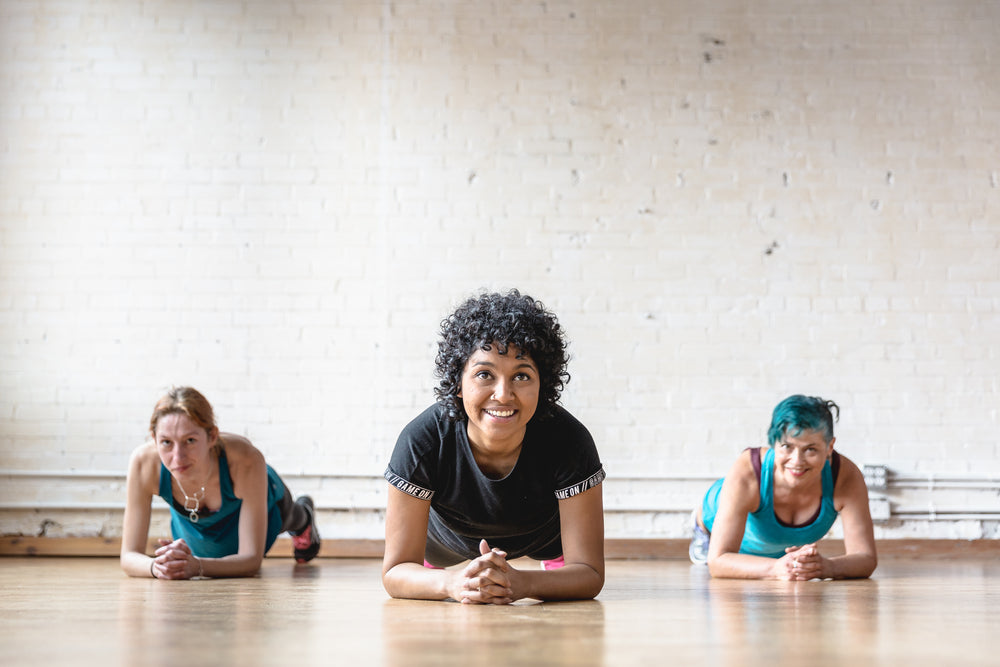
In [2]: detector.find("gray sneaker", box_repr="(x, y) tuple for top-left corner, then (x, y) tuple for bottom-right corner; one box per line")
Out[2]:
(688, 510), (709, 564)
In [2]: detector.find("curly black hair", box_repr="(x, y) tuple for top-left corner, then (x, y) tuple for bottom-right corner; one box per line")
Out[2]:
(433, 289), (570, 421)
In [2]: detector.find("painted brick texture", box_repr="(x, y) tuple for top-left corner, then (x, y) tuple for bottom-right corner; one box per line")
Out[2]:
(1, 0), (998, 539)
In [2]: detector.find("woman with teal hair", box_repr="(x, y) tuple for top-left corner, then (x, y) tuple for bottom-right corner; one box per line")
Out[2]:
(690, 395), (877, 580)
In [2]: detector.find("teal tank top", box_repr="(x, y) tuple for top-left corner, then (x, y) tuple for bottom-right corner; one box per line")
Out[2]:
(701, 447), (839, 558)
(158, 451), (285, 558)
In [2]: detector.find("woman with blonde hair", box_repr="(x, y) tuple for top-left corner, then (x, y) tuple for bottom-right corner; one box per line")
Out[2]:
(121, 387), (320, 579)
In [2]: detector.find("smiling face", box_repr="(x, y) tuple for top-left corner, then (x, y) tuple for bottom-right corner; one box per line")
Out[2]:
(772, 428), (834, 489)
(458, 344), (540, 458)
(154, 412), (218, 483)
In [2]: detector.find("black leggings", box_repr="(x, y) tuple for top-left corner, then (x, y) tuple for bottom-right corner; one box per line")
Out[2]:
(274, 476), (311, 535)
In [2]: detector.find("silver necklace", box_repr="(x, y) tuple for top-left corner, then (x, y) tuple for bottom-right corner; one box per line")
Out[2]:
(174, 476), (206, 523)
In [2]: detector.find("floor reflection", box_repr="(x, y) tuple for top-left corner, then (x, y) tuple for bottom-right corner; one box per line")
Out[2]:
(381, 597), (606, 666)
(2, 556), (997, 666)
(706, 577), (880, 664)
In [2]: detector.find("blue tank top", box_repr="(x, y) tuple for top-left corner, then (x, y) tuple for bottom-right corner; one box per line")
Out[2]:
(701, 447), (839, 558)
(158, 451), (285, 558)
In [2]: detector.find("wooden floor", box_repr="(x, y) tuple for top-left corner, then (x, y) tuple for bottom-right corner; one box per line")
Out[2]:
(1, 555), (997, 666)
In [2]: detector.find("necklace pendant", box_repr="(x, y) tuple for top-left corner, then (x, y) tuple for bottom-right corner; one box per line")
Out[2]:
(183, 496), (201, 523)
(175, 478), (206, 524)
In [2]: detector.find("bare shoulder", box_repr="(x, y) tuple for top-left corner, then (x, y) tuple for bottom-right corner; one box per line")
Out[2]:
(219, 433), (262, 460)
(128, 440), (159, 468)
(727, 447), (759, 483)
(126, 441), (161, 493)
(833, 452), (869, 501)
(219, 434), (267, 500)
(129, 439), (157, 460)
(219, 433), (266, 472)
(835, 452), (866, 485)
(719, 447), (761, 509)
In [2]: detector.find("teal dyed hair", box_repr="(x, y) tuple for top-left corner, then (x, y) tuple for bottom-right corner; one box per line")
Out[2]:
(766, 395), (840, 446)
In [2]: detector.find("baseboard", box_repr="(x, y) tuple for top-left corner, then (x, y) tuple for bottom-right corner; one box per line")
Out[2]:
(1, 536), (996, 559)
(0, 536), (387, 558)
(610, 537), (1000, 559)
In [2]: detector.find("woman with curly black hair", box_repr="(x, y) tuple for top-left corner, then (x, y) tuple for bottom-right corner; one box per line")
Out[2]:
(382, 290), (606, 604)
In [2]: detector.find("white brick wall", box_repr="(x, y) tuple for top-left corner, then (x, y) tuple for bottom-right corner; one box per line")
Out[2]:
(1, 0), (998, 540)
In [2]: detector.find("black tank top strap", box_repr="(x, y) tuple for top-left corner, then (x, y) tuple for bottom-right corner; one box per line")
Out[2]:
(831, 450), (841, 485)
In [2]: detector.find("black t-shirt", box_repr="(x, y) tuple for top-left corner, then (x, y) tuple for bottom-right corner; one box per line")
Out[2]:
(385, 403), (605, 562)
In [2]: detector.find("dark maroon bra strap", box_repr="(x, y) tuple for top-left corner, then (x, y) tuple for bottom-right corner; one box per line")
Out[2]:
(749, 446), (763, 484)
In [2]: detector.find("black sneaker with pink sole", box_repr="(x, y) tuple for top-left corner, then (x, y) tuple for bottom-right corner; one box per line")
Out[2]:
(291, 496), (321, 563)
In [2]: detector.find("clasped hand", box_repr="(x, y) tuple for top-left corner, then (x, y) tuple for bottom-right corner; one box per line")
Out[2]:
(151, 538), (201, 580)
(452, 539), (516, 605)
(775, 543), (828, 581)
